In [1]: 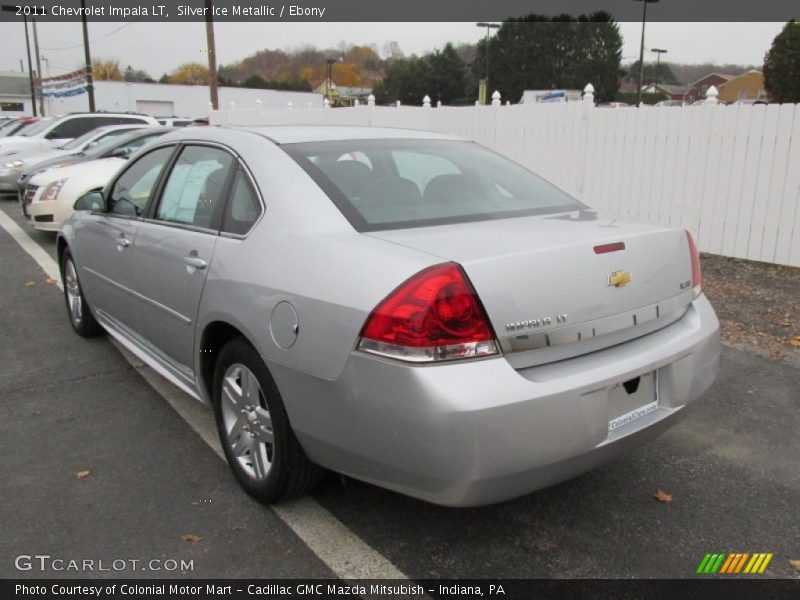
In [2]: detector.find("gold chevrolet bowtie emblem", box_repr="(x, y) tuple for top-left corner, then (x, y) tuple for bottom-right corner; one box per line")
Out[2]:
(608, 270), (632, 287)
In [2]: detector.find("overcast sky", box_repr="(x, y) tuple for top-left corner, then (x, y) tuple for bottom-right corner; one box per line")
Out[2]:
(0, 21), (784, 78)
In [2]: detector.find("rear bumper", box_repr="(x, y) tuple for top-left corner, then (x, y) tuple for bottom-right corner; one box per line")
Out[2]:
(276, 294), (721, 507)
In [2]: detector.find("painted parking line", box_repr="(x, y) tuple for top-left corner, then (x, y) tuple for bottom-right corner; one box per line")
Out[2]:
(0, 207), (410, 581)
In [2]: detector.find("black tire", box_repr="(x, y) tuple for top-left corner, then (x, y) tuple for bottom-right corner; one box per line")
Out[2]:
(213, 337), (322, 503)
(60, 249), (103, 337)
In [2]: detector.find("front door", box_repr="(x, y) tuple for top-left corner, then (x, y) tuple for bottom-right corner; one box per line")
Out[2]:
(74, 145), (176, 334)
(126, 144), (235, 370)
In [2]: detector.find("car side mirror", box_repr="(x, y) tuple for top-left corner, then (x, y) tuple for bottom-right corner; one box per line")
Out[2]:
(108, 147), (130, 159)
(44, 131), (60, 140)
(74, 190), (105, 212)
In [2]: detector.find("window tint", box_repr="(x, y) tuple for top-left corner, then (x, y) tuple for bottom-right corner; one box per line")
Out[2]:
(285, 139), (585, 232)
(108, 146), (174, 217)
(155, 145), (234, 229)
(222, 169), (262, 235)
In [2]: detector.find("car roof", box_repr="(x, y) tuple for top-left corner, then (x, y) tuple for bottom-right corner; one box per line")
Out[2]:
(233, 125), (466, 144)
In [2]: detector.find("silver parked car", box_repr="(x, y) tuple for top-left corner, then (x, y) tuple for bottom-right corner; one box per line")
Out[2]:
(56, 126), (720, 507)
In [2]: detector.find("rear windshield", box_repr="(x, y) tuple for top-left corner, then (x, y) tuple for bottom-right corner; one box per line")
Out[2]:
(283, 139), (584, 232)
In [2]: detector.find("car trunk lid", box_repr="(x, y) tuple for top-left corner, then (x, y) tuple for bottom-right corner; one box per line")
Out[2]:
(367, 211), (695, 368)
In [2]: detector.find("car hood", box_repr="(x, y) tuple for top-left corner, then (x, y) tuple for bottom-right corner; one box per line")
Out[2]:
(29, 157), (125, 187)
(0, 136), (43, 156)
(2, 148), (70, 167)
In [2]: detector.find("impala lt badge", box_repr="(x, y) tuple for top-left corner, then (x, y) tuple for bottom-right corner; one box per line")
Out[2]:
(608, 270), (632, 288)
(506, 314), (567, 333)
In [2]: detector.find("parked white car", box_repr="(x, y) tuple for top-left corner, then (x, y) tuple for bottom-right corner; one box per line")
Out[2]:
(0, 124), (151, 195)
(22, 157), (126, 231)
(0, 112), (158, 158)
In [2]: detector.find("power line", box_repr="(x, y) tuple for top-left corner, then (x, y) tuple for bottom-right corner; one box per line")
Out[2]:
(40, 19), (138, 51)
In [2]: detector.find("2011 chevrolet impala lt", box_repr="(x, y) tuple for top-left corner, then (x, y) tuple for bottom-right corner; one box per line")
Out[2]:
(56, 126), (720, 507)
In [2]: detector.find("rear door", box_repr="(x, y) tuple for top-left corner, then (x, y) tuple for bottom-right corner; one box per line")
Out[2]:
(126, 144), (236, 370)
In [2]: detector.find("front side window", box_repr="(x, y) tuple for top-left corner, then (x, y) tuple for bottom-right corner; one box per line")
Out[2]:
(155, 145), (234, 229)
(108, 146), (174, 217)
(284, 139), (585, 231)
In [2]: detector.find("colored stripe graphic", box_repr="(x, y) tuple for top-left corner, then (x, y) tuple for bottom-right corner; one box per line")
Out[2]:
(719, 554), (736, 573)
(698, 552), (773, 574)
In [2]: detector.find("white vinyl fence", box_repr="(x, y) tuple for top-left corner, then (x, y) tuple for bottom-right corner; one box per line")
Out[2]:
(212, 92), (800, 268)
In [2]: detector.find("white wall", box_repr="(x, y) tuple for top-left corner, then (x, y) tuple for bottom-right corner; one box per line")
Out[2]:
(211, 100), (800, 268)
(0, 95), (34, 117)
(45, 81), (322, 118)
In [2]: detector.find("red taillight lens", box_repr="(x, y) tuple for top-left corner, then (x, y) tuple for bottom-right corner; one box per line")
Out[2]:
(686, 230), (702, 296)
(358, 262), (498, 362)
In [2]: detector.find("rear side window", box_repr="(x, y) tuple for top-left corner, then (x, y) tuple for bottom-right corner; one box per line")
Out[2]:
(283, 139), (585, 232)
(155, 145), (234, 229)
(222, 169), (262, 235)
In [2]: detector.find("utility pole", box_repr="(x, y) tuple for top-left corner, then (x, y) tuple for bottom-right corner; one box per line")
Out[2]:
(205, 0), (219, 110)
(634, 0), (659, 107)
(1, 4), (36, 114)
(80, 0), (95, 111)
(31, 18), (44, 115)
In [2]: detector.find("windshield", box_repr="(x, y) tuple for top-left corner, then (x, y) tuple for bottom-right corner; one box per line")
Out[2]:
(0, 120), (23, 135)
(284, 139), (585, 232)
(18, 118), (54, 136)
(86, 130), (167, 159)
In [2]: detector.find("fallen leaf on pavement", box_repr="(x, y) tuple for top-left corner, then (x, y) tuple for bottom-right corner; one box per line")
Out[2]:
(790, 337), (800, 348)
(773, 350), (783, 358)
(25, 281), (35, 287)
(654, 489), (673, 503)
(45, 278), (57, 285)
(789, 560), (800, 572)
(181, 534), (202, 543)
(76, 470), (90, 479)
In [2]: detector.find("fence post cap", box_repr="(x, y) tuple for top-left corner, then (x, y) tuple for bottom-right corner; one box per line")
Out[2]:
(423, 95), (431, 108)
(583, 83), (595, 93)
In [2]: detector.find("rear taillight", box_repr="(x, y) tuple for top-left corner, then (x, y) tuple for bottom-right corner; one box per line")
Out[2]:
(358, 262), (498, 363)
(686, 230), (702, 297)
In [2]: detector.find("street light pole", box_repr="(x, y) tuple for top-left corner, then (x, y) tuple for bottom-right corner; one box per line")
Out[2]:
(634, 0), (659, 107)
(326, 58), (335, 105)
(651, 48), (667, 89)
(476, 22), (499, 105)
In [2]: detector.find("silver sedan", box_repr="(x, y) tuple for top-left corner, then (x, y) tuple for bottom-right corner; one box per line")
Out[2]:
(56, 126), (720, 507)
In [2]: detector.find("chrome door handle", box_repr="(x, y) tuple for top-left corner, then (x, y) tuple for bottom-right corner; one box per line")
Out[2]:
(117, 238), (131, 248)
(183, 256), (207, 270)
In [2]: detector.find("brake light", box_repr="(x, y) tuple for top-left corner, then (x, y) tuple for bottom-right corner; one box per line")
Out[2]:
(358, 262), (498, 362)
(686, 230), (702, 297)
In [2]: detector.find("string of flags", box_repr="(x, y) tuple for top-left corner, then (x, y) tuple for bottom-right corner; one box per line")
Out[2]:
(35, 68), (90, 98)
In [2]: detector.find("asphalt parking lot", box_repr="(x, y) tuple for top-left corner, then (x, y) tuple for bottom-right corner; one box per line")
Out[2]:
(0, 198), (798, 580)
